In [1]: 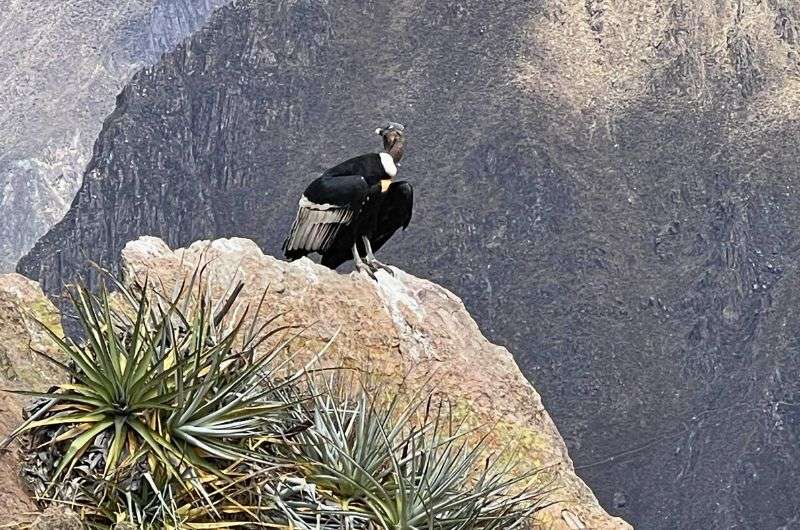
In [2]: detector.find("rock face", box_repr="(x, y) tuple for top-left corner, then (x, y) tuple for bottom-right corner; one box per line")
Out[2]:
(0, 0), (230, 272)
(0, 274), (64, 391)
(121, 235), (630, 530)
(17, 1), (800, 528)
(0, 274), (65, 525)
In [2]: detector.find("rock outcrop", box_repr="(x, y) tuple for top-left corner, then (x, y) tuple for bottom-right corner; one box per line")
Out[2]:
(0, 275), (65, 525)
(0, 237), (630, 528)
(120, 236), (631, 530)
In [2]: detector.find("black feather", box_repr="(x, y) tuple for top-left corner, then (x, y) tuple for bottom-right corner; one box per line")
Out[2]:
(319, 181), (413, 269)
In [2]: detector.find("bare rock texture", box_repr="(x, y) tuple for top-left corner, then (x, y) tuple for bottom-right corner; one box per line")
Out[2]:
(0, 0), (229, 272)
(17, 1), (800, 528)
(121, 235), (631, 530)
(0, 274), (65, 525)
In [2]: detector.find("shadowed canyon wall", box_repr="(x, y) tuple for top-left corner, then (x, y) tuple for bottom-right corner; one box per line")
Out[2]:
(0, 0), (229, 272)
(18, 1), (800, 528)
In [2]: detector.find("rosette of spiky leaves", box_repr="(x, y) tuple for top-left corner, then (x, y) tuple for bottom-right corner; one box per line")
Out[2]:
(284, 380), (548, 529)
(159, 282), (302, 468)
(2, 270), (304, 526)
(273, 379), (415, 527)
(293, 380), (416, 501)
(371, 410), (546, 530)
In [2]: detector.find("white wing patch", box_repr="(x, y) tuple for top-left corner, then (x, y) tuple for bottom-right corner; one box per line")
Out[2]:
(285, 196), (355, 252)
(299, 195), (337, 210)
(379, 152), (397, 178)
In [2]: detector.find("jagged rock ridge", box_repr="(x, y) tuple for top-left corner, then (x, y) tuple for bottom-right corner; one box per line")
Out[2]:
(18, 1), (800, 528)
(0, 0), (230, 272)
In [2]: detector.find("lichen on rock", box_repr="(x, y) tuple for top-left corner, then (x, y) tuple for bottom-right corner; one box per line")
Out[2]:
(30, 505), (83, 530)
(0, 274), (66, 526)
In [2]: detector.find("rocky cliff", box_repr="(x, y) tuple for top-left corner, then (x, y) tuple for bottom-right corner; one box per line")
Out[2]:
(0, 275), (65, 524)
(0, 238), (629, 530)
(119, 235), (630, 530)
(17, 1), (800, 528)
(0, 0), (229, 272)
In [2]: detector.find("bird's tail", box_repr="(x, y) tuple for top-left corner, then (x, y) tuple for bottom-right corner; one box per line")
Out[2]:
(282, 232), (308, 261)
(283, 211), (305, 261)
(284, 247), (309, 261)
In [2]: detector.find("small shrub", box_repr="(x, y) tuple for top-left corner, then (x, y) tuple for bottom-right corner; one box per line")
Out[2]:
(279, 378), (547, 529)
(6, 272), (302, 527)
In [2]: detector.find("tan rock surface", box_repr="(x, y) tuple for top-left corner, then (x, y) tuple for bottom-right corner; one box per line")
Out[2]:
(0, 274), (66, 525)
(121, 236), (632, 530)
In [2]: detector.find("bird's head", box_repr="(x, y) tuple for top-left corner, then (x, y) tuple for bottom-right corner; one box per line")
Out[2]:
(375, 122), (405, 162)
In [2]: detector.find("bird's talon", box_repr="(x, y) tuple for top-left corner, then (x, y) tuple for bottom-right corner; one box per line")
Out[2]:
(355, 263), (377, 280)
(373, 261), (394, 276)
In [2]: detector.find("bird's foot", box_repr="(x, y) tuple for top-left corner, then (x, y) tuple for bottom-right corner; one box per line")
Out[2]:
(365, 258), (395, 276)
(354, 261), (377, 280)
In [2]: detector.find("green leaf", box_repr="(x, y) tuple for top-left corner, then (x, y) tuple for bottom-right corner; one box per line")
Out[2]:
(49, 419), (114, 486)
(104, 416), (128, 475)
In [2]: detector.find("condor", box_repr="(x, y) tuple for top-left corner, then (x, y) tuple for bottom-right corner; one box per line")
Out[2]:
(283, 122), (413, 278)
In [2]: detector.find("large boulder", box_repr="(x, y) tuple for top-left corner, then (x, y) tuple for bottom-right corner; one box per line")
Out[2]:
(121, 236), (632, 530)
(0, 274), (65, 525)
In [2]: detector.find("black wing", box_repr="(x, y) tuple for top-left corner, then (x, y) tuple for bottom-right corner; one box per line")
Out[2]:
(320, 181), (413, 269)
(371, 181), (413, 253)
(283, 174), (368, 259)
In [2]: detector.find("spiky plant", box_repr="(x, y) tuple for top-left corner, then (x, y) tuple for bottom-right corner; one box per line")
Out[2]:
(4, 272), (305, 527)
(281, 378), (547, 530)
(4, 269), (550, 529)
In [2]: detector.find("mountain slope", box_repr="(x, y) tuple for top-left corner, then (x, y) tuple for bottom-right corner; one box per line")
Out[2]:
(19, 1), (800, 528)
(0, 0), (229, 272)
